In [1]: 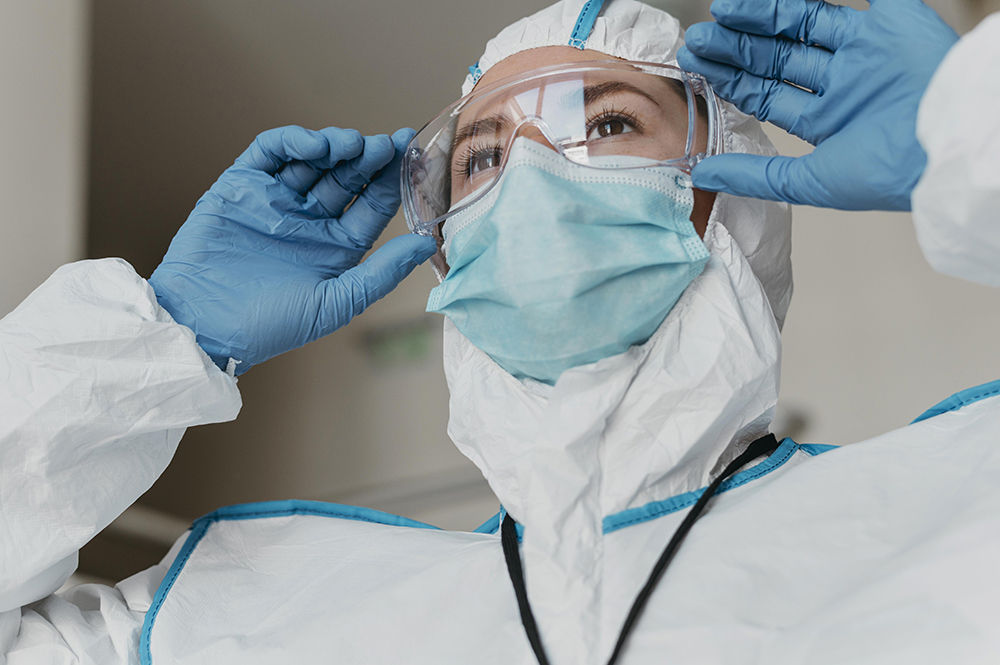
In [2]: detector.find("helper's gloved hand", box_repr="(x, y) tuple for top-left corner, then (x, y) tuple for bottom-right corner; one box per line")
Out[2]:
(677, 0), (959, 211)
(149, 126), (436, 375)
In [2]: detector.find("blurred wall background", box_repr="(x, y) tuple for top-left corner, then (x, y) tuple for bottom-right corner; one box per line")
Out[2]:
(0, 1), (88, 318)
(2, 0), (998, 582)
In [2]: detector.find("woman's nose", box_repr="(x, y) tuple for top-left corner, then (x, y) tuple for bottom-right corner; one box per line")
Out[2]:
(512, 122), (560, 153)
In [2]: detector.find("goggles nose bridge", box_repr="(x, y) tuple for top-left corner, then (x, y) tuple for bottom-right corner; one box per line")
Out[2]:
(505, 116), (565, 157)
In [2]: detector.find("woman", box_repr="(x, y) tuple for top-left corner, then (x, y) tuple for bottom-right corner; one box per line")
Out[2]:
(2, 0), (998, 663)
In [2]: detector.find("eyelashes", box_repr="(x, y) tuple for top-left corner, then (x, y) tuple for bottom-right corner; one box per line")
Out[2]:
(453, 139), (503, 181)
(585, 106), (644, 137)
(451, 105), (646, 181)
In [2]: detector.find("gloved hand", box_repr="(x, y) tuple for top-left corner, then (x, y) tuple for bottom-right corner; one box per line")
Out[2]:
(677, 0), (959, 211)
(149, 125), (436, 375)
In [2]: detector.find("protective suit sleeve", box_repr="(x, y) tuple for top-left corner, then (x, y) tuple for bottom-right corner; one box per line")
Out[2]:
(912, 13), (1000, 286)
(0, 258), (241, 615)
(0, 562), (172, 665)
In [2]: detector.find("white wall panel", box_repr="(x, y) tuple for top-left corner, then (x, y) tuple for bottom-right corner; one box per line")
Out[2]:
(0, 1), (88, 317)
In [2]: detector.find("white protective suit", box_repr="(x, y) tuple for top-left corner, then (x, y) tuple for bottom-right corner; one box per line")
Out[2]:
(3, 1), (1000, 663)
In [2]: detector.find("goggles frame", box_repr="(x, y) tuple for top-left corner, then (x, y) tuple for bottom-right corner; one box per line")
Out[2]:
(402, 60), (724, 237)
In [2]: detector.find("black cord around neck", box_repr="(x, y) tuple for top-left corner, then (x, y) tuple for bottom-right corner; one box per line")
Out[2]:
(502, 511), (551, 665)
(502, 433), (780, 665)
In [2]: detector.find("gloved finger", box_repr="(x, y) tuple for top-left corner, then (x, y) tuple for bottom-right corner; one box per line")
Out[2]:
(678, 51), (818, 142)
(683, 23), (832, 93)
(273, 127), (366, 195)
(307, 126), (367, 170)
(709, 0), (861, 51)
(238, 125), (341, 175)
(691, 153), (833, 208)
(334, 128), (416, 250)
(276, 160), (322, 196)
(310, 134), (396, 218)
(314, 233), (437, 336)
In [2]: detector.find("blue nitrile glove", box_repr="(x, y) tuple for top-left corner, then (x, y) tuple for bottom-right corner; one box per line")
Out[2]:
(677, 0), (959, 211)
(149, 125), (436, 375)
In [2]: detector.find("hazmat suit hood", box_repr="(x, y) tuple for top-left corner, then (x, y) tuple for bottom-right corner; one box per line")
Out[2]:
(439, 1), (792, 661)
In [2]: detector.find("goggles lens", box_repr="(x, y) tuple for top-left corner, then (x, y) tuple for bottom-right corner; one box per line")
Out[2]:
(402, 61), (721, 237)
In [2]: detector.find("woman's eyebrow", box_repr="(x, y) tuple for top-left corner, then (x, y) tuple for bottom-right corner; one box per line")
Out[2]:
(452, 113), (512, 152)
(582, 81), (660, 107)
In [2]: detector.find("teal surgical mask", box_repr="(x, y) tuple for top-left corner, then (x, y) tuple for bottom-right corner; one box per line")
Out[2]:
(426, 138), (709, 385)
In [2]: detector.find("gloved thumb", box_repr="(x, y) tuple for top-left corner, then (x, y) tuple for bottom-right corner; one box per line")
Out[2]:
(315, 233), (437, 337)
(692, 153), (823, 207)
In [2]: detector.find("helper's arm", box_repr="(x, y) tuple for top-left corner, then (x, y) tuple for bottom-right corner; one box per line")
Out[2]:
(676, 0), (994, 246)
(0, 258), (241, 663)
(911, 14), (1000, 287)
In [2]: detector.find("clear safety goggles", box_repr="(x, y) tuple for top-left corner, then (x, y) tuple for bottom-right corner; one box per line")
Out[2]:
(401, 60), (723, 237)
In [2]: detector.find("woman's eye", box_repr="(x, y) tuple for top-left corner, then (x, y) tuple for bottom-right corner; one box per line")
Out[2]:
(588, 117), (636, 140)
(469, 149), (501, 176)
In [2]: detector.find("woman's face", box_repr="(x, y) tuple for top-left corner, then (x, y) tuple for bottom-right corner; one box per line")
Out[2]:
(459, 46), (716, 237)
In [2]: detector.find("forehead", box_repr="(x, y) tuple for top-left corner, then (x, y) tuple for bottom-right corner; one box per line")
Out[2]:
(475, 46), (627, 89)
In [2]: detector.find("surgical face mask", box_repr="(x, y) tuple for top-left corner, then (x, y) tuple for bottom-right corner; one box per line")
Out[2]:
(426, 138), (709, 385)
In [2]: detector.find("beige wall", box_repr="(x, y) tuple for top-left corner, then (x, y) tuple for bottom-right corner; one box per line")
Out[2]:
(0, 1), (88, 317)
(74, 0), (1000, 579)
(767, 126), (1000, 445)
(85, 0), (549, 537)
